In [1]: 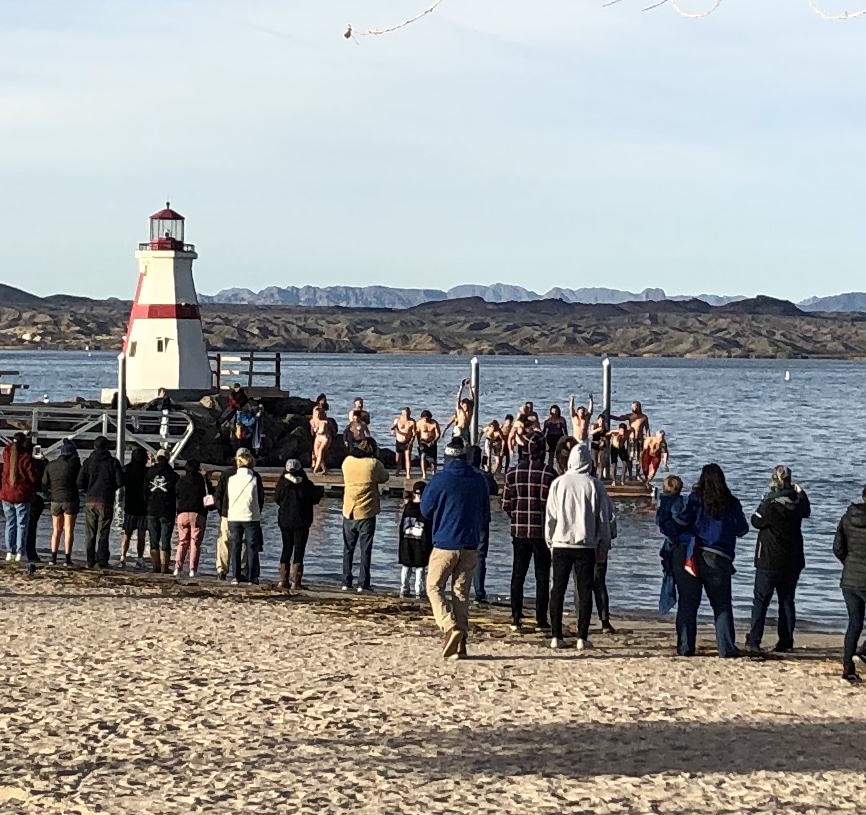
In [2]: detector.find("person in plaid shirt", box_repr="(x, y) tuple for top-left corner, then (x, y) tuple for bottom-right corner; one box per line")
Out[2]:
(501, 432), (558, 632)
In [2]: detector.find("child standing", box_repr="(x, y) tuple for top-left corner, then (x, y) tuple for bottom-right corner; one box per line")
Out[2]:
(398, 481), (432, 599)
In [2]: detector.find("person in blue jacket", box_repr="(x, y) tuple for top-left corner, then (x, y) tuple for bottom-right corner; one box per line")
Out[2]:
(421, 437), (491, 660)
(670, 463), (749, 658)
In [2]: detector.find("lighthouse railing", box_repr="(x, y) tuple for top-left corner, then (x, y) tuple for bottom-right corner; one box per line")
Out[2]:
(210, 351), (283, 392)
(0, 406), (195, 465)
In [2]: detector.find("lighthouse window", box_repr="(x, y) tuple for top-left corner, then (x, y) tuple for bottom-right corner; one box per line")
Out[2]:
(156, 338), (165, 353)
(129, 341), (137, 358)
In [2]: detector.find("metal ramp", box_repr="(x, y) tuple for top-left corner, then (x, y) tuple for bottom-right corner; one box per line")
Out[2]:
(0, 405), (195, 464)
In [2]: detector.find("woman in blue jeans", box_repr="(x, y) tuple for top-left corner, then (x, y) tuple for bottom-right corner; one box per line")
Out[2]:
(1, 433), (39, 562)
(665, 463), (749, 658)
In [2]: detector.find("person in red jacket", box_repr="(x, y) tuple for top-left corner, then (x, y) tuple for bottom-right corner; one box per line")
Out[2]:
(1, 433), (39, 562)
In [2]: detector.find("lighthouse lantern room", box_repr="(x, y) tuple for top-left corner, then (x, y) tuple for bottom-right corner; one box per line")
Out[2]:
(123, 203), (214, 402)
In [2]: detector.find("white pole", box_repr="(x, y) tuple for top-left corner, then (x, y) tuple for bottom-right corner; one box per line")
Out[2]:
(116, 352), (127, 464)
(602, 355), (612, 427)
(470, 356), (480, 446)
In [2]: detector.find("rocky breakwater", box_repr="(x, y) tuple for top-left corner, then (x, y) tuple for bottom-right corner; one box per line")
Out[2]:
(179, 394), (396, 472)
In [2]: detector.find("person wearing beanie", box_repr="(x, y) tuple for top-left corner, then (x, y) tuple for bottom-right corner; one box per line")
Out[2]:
(341, 438), (389, 592)
(398, 481), (433, 599)
(746, 465), (811, 654)
(274, 458), (324, 591)
(420, 436), (491, 659)
(545, 444), (615, 651)
(145, 448), (180, 574)
(226, 449), (265, 585)
(212, 447), (251, 580)
(76, 435), (124, 569)
(502, 432), (557, 632)
(43, 438), (81, 566)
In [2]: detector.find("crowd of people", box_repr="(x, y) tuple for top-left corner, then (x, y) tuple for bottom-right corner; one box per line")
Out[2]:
(2, 387), (866, 684)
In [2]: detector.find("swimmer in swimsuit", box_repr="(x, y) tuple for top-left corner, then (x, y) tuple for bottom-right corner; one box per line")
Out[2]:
(390, 407), (417, 479)
(443, 379), (476, 444)
(606, 423), (632, 486)
(500, 415), (514, 473)
(640, 431), (665, 484)
(508, 414), (529, 465)
(309, 405), (331, 475)
(543, 405), (568, 469)
(612, 401), (650, 461)
(347, 397), (371, 428)
(344, 410), (370, 450)
(569, 393), (594, 442)
(482, 420), (504, 473)
(589, 414), (609, 478)
(415, 410), (442, 480)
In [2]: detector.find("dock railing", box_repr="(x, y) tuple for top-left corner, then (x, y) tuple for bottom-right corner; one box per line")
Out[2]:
(0, 405), (195, 464)
(210, 352), (283, 391)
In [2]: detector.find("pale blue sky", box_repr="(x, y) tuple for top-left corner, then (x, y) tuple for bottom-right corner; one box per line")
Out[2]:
(1, 0), (864, 301)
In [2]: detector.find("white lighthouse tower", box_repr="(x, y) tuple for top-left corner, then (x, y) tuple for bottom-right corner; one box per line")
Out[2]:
(123, 203), (213, 402)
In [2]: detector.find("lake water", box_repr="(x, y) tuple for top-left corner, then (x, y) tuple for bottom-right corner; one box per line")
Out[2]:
(2, 350), (866, 632)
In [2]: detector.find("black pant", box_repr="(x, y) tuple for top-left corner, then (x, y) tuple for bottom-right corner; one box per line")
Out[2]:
(84, 502), (113, 567)
(473, 522), (491, 601)
(280, 527), (310, 567)
(26, 495), (45, 562)
(588, 559), (610, 623)
(510, 537), (551, 627)
(746, 568), (799, 650)
(842, 588), (866, 671)
(550, 548), (596, 641)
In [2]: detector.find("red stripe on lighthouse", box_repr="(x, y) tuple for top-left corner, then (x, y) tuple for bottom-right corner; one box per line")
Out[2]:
(122, 272), (146, 354)
(130, 303), (202, 320)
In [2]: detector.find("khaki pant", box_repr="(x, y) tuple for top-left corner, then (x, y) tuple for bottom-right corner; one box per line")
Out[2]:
(216, 517), (230, 575)
(426, 548), (478, 634)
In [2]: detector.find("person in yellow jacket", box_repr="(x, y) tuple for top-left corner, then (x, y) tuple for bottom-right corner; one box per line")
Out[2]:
(341, 439), (389, 592)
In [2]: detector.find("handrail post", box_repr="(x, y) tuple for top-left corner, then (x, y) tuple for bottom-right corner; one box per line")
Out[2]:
(248, 351), (254, 389)
(470, 356), (480, 446)
(30, 408), (39, 446)
(116, 352), (127, 464)
(214, 353), (221, 390)
(602, 356), (612, 480)
(275, 352), (281, 391)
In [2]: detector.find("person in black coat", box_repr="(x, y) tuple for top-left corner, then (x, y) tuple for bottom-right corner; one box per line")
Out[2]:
(24, 440), (47, 563)
(745, 465), (811, 654)
(119, 447), (149, 569)
(174, 459), (211, 578)
(398, 481), (433, 599)
(77, 435), (124, 568)
(145, 449), (179, 574)
(43, 438), (81, 566)
(834, 484), (866, 682)
(273, 459), (324, 591)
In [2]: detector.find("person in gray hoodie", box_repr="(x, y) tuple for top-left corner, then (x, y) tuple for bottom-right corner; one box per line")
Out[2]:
(545, 444), (614, 651)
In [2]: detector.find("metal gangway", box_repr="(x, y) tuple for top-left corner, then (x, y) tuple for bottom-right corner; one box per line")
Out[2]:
(0, 405), (195, 464)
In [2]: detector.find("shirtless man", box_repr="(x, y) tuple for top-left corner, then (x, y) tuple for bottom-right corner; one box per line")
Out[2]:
(415, 410), (442, 480)
(348, 397), (371, 428)
(607, 423), (632, 486)
(569, 393), (594, 441)
(390, 407), (417, 478)
(640, 431), (665, 484)
(522, 402), (541, 433)
(508, 413), (529, 463)
(344, 410), (371, 449)
(443, 379), (476, 443)
(612, 401), (650, 459)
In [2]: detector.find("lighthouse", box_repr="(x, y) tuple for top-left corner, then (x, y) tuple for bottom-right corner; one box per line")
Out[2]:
(123, 204), (213, 402)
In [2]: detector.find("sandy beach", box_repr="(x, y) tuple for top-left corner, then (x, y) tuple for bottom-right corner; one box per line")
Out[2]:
(1, 564), (865, 815)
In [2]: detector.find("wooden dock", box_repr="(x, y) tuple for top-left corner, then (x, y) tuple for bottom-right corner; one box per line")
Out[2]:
(202, 466), (657, 503)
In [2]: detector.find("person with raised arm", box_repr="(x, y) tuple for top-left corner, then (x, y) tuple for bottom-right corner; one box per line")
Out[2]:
(442, 379), (476, 443)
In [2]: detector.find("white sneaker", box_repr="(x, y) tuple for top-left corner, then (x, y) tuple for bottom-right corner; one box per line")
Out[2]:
(550, 638), (566, 649)
(15, 553), (22, 562)
(509, 624), (520, 633)
(189, 570), (196, 578)
(5, 552), (11, 562)
(173, 568), (180, 577)
(576, 638), (594, 652)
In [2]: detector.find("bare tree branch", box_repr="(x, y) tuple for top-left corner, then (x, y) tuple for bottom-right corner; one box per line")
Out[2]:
(345, 0), (446, 40)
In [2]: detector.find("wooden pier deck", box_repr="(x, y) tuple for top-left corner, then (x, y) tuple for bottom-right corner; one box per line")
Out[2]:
(203, 466), (657, 503)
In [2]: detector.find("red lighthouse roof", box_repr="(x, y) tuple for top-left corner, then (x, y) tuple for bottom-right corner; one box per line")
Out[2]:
(150, 202), (184, 221)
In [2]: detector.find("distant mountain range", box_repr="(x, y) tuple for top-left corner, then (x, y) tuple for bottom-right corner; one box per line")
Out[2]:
(3, 281), (866, 314)
(198, 284), (866, 312)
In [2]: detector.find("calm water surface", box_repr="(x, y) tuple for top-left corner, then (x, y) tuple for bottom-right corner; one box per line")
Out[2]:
(3, 350), (865, 631)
